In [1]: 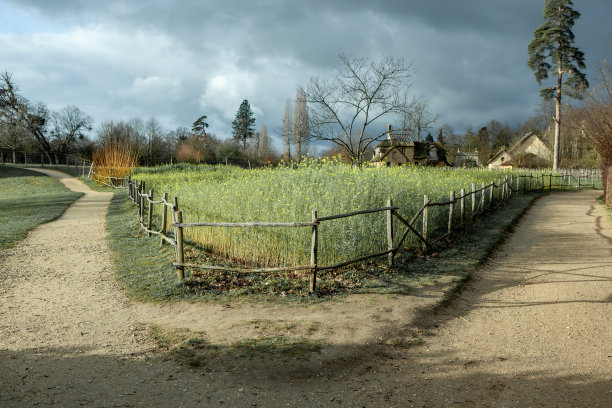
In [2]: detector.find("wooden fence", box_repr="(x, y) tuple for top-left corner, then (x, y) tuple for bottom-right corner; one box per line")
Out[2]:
(126, 168), (601, 293)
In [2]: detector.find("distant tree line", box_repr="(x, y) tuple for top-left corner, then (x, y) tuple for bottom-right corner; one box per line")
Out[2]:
(0, 72), (278, 167)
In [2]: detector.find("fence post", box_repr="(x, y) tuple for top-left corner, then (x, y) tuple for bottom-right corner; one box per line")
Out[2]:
(160, 192), (168, 247)
(139, 181), (145, 224)
(460, 188), (465, 227)
(387, 199), (394, 267)
(41, 153), (44, 168)
(310, 210), (318, 294)
(505, 176), (509, 199)
(471, 183), (476, 217)
(174, 210), (185, 282)
(448, 190), (455, 234)
(517, 174), (520, 193)
(549, 173), (552, 190)
(82, 160), (85, 177)
(136, 181), (142, 216)
(481, 182), (485, 212)
(147, 189), (153, 237)
(422, 195), (429, 252)
(489, 182), (494, 209)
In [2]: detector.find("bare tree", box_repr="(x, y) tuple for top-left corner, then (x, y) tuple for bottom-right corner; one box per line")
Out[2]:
(580, 63), (612, 164)
(0, 71), (53, 161)
(400, 96), (438, 141)
(50, 105), (93, 156)
(305, 55), (413, 165)
(293, 87), (309, 160)
(258, 123), (271, 159)
(282, 99), (293, 160)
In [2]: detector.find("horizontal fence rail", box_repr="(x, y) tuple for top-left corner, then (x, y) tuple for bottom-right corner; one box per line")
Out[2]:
(122, 168), (601, 294)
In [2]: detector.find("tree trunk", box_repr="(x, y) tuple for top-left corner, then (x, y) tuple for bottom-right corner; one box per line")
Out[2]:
(605, 165), (612, 208)
(553, 61), (562, 171)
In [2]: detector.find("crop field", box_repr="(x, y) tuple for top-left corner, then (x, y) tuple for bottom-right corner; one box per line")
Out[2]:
(133, 160), (515, 268)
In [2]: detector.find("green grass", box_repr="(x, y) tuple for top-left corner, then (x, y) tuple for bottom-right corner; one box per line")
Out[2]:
(146, 324), (322, 368)
(0, 166), (83, 250)
(106, 179), (543, 302)
(133, 160), (526, 268)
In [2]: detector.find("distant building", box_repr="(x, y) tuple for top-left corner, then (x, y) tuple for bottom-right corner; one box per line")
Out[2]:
(454, 149), (481, 168)
(371, 125), (450, 167)
(487, 133), (551, 169)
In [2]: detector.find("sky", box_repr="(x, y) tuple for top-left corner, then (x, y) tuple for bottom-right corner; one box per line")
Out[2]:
(1, 0), (611, 150)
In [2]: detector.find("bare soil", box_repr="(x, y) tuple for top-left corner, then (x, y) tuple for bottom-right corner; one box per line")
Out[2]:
(1, 169), (611, 407)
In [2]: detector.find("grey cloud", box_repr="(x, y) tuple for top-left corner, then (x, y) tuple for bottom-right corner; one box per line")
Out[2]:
(2, 0), (611, 143)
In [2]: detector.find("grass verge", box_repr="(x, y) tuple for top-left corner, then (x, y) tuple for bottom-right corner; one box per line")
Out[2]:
(0, 166), (83, 250)
(106, 188), (543, 303)
(147, 324), (322, 368)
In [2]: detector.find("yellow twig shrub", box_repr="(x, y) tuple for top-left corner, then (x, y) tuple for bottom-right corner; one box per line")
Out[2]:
(92, 141), (139, 186)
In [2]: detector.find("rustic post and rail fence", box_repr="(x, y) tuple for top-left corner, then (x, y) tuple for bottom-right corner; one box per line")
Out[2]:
(121, 168), (601, 293)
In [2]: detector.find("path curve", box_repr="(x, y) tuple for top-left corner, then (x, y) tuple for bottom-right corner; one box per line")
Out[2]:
(1, 171), (611, 407)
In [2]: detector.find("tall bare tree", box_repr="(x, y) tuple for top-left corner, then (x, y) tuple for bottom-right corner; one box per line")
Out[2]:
(305, 55), (413, 165)
(0, 71), (53, 161)
(258, 123), (271, 159)
(400, 96), (438, 141)
(282, 99), (293, 160)
(50, 105), (93, 156)
(580, 63), (612, 202)
(293, 87), (309, 160)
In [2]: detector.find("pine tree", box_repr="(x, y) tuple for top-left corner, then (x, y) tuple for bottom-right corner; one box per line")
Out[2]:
(527, 0), (588, 170)
(293, 88), (309, 160)
(232, 99), (256, 149)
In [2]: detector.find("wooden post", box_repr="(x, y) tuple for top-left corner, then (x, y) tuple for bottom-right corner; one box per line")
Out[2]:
(136, 182), (142, 216)
(509, 175), (513, 197)
(41, 153), (44, 167)
(549, 172), (552, 190)
(422, 195), (429, 252)
(448, 190), (455, 234)
(505, 176), (509, 199)
(460, 188), (465, 227)
(160, 192), (168, 247)
(386, 199), (394, 267)
(471, 183), (476, 217)
(489, 182), (494, 208)
(481, 182), (485, 212)
(309, 210), (318, 294)
(567, 172), (571, 188)
(517, 173), (520, 193)
(82, 160), (85, 177)
(174, 210), (185, 282)
(139, 182), (145, 224)
(147, 189), (153, 237)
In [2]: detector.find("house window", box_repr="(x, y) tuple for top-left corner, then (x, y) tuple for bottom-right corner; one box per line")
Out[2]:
(392, 151), (397, 161)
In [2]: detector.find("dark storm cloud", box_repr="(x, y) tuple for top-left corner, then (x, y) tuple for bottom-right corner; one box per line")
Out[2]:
(2, 0), (611, 144)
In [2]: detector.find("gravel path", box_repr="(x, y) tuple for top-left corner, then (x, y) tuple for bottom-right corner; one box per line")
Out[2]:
(0, 171), (610, 407)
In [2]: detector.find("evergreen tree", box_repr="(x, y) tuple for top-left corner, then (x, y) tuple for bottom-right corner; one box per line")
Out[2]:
(527, 0), (588, 169)
(192, 115), (209, 136)
(231, 99), (256, 149)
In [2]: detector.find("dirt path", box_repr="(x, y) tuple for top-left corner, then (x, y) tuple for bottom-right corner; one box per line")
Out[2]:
(1, 172), (611, 407)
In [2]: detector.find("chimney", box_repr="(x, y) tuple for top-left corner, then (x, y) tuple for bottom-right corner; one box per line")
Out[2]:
(387, 124), (392, 141)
